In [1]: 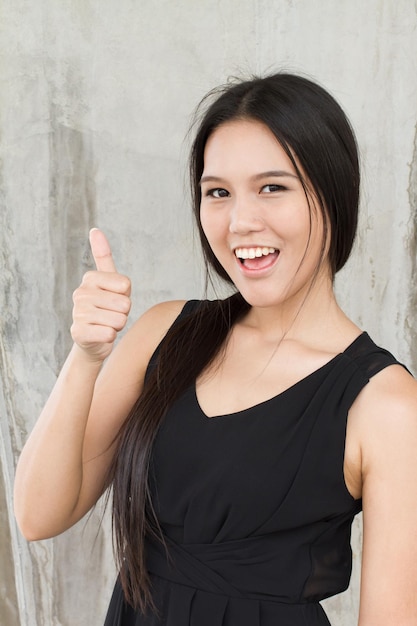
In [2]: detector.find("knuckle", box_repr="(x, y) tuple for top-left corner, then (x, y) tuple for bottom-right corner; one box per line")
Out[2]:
(114, 313), (127, 331)
(102, 327), (117, 343)
(72, 286), (82, 302)
(120, 275), (131, 293)
(70, 322), (82, 344)
(81, 270), (97, 285)
(73, 283), (90, 304)
(121, 296), (131, 314)
(109, 327), (118, 342)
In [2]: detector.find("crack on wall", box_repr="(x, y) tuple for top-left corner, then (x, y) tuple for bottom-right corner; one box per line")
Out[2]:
(406, 121), (417, 375)
(48, 111), (97, 371)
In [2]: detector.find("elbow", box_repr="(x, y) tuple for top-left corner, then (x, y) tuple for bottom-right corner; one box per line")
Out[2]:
(13, 487), (57, 542)
(17, 527), (46, 543)
(13, 490), (82, 541)
(14, 512), (62, 542)
(13, 469), (87, 540)
(14, 504), (51, 542)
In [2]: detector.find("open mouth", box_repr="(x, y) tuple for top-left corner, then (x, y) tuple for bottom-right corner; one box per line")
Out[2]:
(234, 247), (280, 270)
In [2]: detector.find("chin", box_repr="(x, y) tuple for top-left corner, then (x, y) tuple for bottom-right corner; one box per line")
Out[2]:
(236, 290), (285, 309)
(237, 279), (314, 310)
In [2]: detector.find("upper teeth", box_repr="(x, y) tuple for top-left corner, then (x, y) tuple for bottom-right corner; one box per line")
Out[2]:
(235, 247), (276, 259)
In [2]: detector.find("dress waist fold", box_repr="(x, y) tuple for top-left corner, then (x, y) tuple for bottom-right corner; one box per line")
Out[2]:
(145, 536), (330, 626)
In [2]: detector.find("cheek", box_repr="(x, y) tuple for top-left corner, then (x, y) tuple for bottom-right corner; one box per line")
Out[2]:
(199, 208), (223, 245)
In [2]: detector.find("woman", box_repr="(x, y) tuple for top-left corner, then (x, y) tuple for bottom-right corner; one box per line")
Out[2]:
(14, 73), (417, 625)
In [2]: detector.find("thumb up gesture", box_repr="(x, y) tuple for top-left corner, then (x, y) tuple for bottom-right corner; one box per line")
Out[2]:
(71, 229), (131, 362)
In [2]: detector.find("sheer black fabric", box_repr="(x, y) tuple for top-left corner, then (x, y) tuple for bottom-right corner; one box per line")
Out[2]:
(104, 301), (402, 625)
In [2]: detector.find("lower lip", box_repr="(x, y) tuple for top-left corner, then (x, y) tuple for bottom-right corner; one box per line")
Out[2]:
(235, 251), (280, 277)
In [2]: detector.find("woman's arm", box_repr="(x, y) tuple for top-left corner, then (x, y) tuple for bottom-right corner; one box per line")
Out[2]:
(14, 229), (185, 540)
(349, 365), (417, 625)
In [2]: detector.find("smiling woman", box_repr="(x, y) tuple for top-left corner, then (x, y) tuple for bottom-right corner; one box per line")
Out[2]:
(14, 73), (417, 626)
(199, 119), (328, 311)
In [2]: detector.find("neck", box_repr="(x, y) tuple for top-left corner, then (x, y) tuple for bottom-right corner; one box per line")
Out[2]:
(243, 273), (350, 344)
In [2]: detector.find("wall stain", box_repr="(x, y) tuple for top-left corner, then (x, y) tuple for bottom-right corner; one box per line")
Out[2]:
(48, 113), (97, 370)
(406, 122), (417, 375)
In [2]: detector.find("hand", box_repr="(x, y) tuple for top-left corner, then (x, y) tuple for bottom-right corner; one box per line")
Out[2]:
(70, 229), (131, 362)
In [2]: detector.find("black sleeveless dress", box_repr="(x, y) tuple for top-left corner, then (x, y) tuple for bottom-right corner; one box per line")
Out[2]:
(104, 301), (402, 626)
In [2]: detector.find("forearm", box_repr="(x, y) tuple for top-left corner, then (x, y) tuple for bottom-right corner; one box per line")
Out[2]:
(14, 344), (104, 540)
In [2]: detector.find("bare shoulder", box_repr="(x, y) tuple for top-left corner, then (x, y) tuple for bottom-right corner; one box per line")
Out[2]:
(128, 299), (188, 348)
(348, 364), (417, 472)
(108, 299), (188, 373)
(349, 363), (417, 446)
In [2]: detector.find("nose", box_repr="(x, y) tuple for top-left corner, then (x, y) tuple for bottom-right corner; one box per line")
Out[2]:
(228, 197), (265, 235)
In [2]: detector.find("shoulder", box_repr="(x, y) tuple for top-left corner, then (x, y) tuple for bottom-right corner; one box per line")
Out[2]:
(96, 300), (189, 391)
(344, 330), (414, 430)
(121, 299), (190, 361)
(347, 362), (417, 493)
(131, 299), (190, 336)
(345, 360), (417, 499)
(350, 363), (417, 443)
(372, 364), (417, 451)
(349, 363), (417, 459)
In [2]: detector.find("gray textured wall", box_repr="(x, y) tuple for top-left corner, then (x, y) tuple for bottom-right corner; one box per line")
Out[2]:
(1, 1), (416, 625)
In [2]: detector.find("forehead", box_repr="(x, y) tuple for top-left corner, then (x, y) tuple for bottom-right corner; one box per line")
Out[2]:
(203, 119), (297, 175)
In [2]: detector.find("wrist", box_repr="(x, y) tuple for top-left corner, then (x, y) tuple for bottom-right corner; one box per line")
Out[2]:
(69, 343), (109, 369)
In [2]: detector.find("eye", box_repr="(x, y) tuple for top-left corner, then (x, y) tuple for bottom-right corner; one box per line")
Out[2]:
(260, 184), (286, 193)
(205, 188), (230, 198)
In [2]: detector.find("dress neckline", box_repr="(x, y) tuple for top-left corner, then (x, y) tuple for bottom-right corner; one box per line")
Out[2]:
(194, 331), (368, 420)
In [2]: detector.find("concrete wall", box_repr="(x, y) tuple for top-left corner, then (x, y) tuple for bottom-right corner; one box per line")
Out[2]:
(1, 1), (416, 624)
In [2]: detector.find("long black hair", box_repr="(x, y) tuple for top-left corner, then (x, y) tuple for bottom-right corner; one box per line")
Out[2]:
(108, 72), (361, 611)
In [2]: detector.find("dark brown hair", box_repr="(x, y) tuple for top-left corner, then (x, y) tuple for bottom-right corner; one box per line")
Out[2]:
(108, 72), (361, 611)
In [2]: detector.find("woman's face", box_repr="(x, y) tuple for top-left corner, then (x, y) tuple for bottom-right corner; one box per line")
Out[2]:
(199, 119), (331, 309)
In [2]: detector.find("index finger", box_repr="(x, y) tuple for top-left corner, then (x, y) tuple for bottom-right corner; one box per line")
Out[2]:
(89, 228), (117, 273)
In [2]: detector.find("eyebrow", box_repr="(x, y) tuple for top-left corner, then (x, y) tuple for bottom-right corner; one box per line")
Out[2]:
(199, 170), (299, 184)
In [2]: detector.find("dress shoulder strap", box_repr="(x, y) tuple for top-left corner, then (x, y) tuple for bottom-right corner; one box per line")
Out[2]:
(145, 300), (202, 380)
(344, 332), (410, 380)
